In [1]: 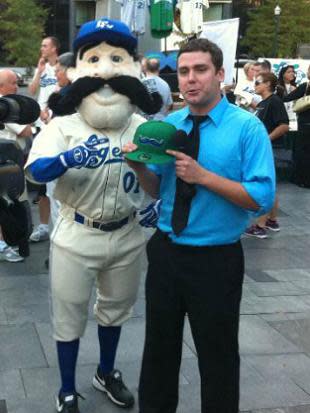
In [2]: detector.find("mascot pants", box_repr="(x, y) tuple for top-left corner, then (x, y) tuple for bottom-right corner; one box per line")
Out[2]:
(49, 215), (145, 342)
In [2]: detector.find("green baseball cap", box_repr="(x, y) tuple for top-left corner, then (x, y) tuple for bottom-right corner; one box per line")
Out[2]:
(125, 120), (177, 164)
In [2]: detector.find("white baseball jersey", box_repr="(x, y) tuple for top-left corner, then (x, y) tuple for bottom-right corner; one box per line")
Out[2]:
(176, 0), (209, 34)
(115, 0), (149, 35)
(34, 62), (57, 111)
(0, 122), (27, 149)
(25, 112), (150, 222)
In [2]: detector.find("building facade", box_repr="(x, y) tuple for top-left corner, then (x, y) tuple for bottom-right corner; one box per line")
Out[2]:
(41, 0), (233, 53)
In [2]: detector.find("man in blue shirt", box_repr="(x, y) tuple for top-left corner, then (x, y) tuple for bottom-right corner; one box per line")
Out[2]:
(123, 38), (275, 413)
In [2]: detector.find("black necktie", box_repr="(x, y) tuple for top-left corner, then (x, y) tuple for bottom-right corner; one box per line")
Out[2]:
(171, 115), (207, 236)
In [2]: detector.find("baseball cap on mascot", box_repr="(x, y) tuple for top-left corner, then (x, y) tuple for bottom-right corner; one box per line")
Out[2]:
(73, 17), (137, 54)
(125, 121), (178, 164)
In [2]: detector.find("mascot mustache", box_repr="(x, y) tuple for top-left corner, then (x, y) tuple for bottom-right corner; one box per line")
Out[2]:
(48, 75), (163, 116)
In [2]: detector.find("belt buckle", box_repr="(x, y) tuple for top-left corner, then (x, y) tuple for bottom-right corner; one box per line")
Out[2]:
(98, 221), (108, 231)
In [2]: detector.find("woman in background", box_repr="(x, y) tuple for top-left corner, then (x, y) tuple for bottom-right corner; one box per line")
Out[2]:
(245, 72), (289, 239)
(277, 65), (297, 128)
(283, 65), (310, 187)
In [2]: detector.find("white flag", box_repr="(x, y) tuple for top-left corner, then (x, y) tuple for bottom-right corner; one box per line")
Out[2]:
(200, 18), (239, 84)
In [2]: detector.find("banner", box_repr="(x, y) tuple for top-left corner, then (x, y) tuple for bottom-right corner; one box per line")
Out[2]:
(200, 18), (240, 84)
(236, 58), (310, 86)
(261, 58), (310, 85)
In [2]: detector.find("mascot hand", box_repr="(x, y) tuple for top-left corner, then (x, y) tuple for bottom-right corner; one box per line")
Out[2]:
(138, 200), (161, 228)
(61, 134), (108, 169)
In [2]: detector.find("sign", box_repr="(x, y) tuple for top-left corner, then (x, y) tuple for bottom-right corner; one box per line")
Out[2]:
(200, 18), (240, 84)
(263, 58), (310, 85)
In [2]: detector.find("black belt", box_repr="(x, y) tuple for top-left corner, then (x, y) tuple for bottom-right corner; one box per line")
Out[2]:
(74, 212), (129, 232)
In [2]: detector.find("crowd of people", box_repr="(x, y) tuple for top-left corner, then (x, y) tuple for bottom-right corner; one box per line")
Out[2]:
(0, 15), (309, 413)
(224, 59), (310, 238)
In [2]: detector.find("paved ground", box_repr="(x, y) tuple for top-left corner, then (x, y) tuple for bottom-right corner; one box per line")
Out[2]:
(1, 181), (310, 413)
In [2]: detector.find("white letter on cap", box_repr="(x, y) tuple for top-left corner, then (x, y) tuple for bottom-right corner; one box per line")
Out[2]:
(96, 20), (114, 29)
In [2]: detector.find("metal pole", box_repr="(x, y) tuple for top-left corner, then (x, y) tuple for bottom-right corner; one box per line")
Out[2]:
(272, 5), (281, 57)
(69, 0), (77, 51)
(274, 14), (280, 57)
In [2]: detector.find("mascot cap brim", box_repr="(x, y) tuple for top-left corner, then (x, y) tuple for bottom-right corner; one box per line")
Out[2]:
(73, 17), (137, 54)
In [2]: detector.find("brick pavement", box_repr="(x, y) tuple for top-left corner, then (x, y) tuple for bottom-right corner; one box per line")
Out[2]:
(1, 182), (310, 412)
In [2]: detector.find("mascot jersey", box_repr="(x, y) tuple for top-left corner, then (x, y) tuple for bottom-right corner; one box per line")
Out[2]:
(25, 112), (150, 222)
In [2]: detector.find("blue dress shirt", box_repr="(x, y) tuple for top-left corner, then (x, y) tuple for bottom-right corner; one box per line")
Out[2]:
(150, 96), (276, 246)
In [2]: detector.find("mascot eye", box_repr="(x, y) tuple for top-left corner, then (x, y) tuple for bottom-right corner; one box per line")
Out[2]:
(111, 55), (123, 63)
(88, 56), (99, 63)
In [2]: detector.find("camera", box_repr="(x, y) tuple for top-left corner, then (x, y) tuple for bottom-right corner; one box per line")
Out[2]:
(0, 94), (40, 257)
(0, 94), (40, 128)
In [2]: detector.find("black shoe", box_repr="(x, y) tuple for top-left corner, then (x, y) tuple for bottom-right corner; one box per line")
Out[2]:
(92, 367), (134, 408)
(55, 392), (83, 413)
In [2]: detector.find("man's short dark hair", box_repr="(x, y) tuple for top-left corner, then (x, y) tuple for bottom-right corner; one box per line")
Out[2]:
(177, 38), (223, 72)
(46, 36), (61, 54)
(146, 58), (160, 73)
(260, 59), (271, 72)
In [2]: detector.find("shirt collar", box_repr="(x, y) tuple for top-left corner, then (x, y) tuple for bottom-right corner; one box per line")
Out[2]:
(181, 95), (229, 127)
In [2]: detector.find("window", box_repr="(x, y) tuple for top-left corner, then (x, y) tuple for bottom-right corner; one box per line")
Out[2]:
(75, 1), (96, 27)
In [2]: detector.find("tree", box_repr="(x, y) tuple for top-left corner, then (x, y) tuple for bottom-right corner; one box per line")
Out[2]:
(241, 0), (310, 58)
(0, 0), (48, 67)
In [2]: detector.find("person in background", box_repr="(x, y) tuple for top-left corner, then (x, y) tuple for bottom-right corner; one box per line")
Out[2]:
(277, 65), (297, 129)
(28, 36), (60, 243)
(245, 72), (289, 238)
(47, 52), (76, 229)
(234, 61), (261, 112)
(283, 64), (310, 187)
(123, 38), (275, 413)
(55, 52), (75, 90)
(0, 69), (33, 262)
(142, 58), (173, 120)
(256, 59), (272, 75)
(139, 55), (148, 78)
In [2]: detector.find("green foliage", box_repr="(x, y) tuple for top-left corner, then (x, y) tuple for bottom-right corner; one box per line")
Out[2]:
(241, 0), (310, 58)
(0, 0), (48, 67)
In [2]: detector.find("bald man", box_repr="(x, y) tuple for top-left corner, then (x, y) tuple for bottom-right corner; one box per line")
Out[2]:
(0, 69), (32, 143)
(0, 69), (32, 263)
(142, 57), (173, 120)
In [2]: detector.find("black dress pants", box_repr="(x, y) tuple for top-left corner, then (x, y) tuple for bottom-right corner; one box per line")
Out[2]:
(139, 230), (244, 413)
(293, 125), (310, 187)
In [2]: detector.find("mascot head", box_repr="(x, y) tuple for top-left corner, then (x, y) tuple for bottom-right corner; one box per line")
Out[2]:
(52, 17), (162, 129)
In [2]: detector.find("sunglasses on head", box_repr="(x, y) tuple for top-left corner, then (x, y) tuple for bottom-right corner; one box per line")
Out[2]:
(254, 79), (264, 86)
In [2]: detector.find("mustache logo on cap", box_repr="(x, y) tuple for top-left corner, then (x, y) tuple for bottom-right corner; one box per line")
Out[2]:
(138, 136), (165, 147)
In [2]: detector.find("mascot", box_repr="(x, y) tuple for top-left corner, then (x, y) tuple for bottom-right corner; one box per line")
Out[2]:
(25, 17), (162, 413)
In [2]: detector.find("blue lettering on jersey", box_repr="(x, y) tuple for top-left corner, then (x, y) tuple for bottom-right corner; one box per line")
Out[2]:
(40, 74), (57, 88)
(80, 134), (124, 169)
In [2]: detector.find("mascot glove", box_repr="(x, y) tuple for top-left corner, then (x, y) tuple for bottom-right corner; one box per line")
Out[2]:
(60, 135), (107, 169)
(138, 199), (161, 228)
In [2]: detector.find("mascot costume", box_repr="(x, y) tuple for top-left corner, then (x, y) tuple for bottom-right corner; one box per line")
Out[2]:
(25, 17), (162, 413)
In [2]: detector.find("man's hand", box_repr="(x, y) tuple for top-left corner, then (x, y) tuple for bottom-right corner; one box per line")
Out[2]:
(37, 57), (46, 74)
(122, 142), (160, 200)
(122, 142), (147, 173)
(40, 109), (50, 124)
(166, 150), (205, 185)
